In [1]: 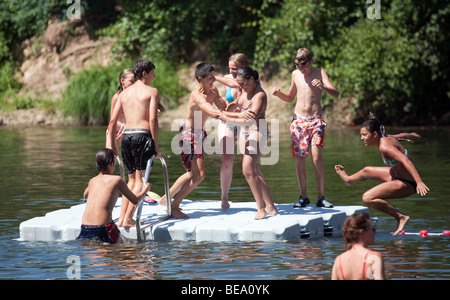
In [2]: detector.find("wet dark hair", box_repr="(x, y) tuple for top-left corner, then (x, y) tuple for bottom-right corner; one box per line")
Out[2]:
(342, 212), (373, 249)
(195, 63), (215, 82)
(96, 148), (115, 172)
(361, 113), (383, 136)
(236, 66), (259, 81)
(133, 59), (155, 80)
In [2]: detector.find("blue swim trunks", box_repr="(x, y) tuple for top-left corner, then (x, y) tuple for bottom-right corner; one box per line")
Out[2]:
(76, 221), (121, 244)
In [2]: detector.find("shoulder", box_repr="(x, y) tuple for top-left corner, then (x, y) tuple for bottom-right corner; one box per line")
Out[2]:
(211, 85), (220, 97)
(190, 89), (204, 104)
(255, 88), (267, 100)
(367, 250), (383, 263)
(111, 92), (120, 101)
(143, 85), (159, 97)
(103, 174), (123, 184)
(313, 67), (323, 75)
(379, 137), (400, 152)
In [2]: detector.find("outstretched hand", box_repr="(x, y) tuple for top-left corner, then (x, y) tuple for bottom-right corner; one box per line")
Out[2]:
(416, 181), (429, 196)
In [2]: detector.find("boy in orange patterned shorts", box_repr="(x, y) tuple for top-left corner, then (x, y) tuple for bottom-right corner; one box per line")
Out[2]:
(272, 48), (339, 208)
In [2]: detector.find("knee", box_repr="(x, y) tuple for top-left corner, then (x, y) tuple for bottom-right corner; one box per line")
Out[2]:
(242, 167), (256, 179)
(221, 155), (234, 168)
(192, 171), (206, 185)
(362, 191), (373, 205)
(361, 167), (374, 178)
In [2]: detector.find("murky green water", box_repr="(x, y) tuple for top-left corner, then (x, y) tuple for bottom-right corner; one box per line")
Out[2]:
(0, 124), (449, 280)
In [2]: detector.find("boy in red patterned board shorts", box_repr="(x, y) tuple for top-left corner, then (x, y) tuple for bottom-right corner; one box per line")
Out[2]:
(272, 48), (339, 208)
(159, 63), (253, 219)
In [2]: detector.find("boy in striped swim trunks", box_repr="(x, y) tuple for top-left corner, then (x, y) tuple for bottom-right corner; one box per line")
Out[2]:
(272, 48), (339, 208)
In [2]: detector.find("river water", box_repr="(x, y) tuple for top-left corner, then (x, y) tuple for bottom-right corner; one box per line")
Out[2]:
(0, 124), (449, 280)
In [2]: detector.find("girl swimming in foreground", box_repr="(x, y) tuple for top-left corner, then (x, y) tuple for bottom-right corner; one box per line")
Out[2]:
(334, 115), (429, 236)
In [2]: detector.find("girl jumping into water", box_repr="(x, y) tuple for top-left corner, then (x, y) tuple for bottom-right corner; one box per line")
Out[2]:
(334, 115), (429, 235)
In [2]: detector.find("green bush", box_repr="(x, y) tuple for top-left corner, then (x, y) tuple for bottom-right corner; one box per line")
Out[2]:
(58, 59), (187, 125)
(254, 0), (450, 125)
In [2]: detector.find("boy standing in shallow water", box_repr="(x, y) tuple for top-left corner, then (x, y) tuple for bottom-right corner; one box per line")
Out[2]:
(77, 148), (150, 244)
(272, 48), (339, 208)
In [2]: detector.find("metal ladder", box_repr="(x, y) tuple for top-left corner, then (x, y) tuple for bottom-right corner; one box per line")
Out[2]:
(116, 155), (172, 242)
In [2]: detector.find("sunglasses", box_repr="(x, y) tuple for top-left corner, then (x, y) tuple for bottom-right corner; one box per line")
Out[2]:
(294, 60), (309, 67)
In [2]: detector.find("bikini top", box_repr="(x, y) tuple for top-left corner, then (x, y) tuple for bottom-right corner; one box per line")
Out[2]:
(382, 148), (408, 167)
(339, 251), (371, 280)
(225, 87), (235, 103)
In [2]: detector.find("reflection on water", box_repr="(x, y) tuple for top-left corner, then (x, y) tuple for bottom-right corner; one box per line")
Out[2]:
(0, 126), (449, 280)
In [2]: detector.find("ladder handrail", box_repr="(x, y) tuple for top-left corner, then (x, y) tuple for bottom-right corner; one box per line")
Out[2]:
(135, 155), (171, 242)
(116, 155), (125, 180)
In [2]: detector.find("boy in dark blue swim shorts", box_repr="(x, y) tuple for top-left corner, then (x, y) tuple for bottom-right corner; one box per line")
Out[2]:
(77, 148), (150, 244)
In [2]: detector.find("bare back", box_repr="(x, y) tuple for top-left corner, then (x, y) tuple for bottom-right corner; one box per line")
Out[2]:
(292, 67), (324, 117)
(108, 80), (160, 154)
(118, 81), (158, 130)
(82, 174), (122, 225)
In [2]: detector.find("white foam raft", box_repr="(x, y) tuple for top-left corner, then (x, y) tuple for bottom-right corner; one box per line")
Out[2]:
(19, 199), (369, 242)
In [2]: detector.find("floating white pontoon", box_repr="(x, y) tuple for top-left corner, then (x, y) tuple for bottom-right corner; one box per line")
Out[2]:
(18, 155), (369, 243)
(19, 198), (368, 242)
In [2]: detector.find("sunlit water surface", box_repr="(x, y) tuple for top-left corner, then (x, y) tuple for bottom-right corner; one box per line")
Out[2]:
(0, 125), (449, 280)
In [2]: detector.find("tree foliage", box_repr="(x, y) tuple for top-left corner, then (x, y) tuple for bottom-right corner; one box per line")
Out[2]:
(252, 0), (450, 125)
(1, 0), (449, 125)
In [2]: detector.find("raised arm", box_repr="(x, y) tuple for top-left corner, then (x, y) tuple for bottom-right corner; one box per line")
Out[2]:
(215, 75), (240, 89)
(272, 73), (297, 103)
(317, 68), (339, 99)
(116, 177), (150, 205)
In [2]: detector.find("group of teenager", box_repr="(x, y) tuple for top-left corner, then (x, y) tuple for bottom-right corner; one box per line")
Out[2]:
(76, 48), (429, 279)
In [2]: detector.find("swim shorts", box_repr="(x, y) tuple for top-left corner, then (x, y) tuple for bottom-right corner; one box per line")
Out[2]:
(290, 115), (326, 157)
(121, 129), (155, 174)
(76, 221), (121, 244)
(179, 126), (207, 172)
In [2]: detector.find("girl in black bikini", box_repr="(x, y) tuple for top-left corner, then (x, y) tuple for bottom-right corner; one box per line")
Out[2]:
(334, 115), (429, 236)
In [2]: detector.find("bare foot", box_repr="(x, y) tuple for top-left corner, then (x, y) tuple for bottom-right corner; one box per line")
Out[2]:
(221, 199), (230, 209)
(393, 215), (410, 236)
(335, 165), (351, 186)
(158, 197), (166, 207)
(254, 209), (268, 220)
(171, 207), (189, 219)
(265, 206), (277, 216)
(121, 218), (137, 229)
